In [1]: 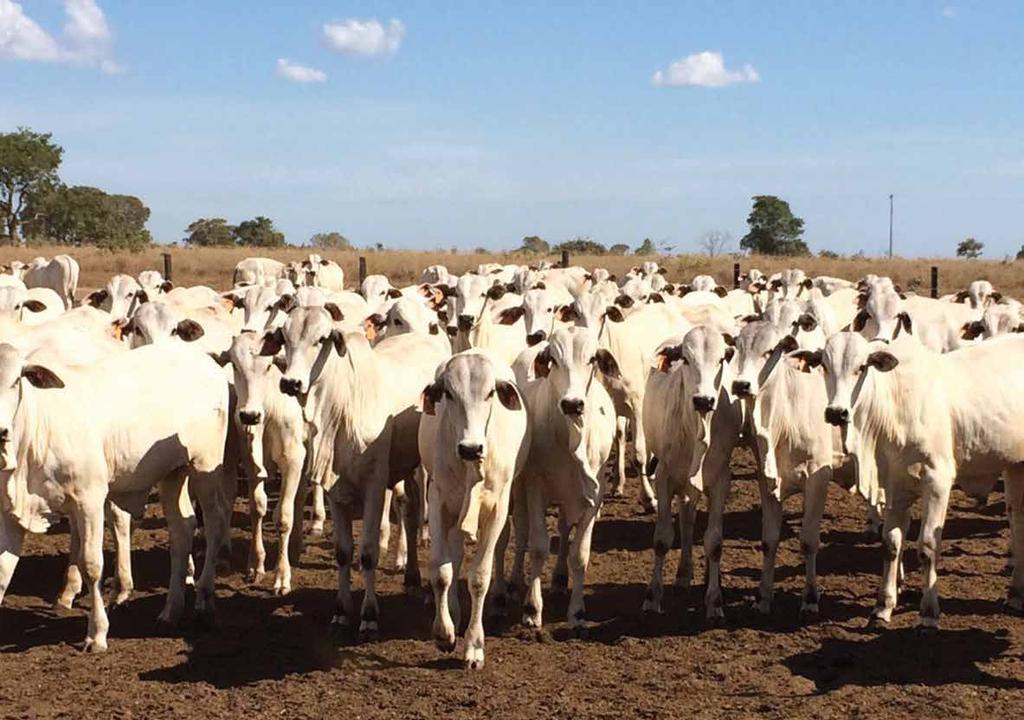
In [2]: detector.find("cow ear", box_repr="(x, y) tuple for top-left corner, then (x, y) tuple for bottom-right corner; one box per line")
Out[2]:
(498, 306), (525, 325)
(496, 380), (522, 411)
(557, 305), (579, 323)
(21, 364), (65, 389)
(678, 284), (693, 297)
(655, 345), (682, 373)
(796, 313), (818, 332)
(866, 350), (899, 372)
(955, 290), (969, 303)
(172, 319), (205, 342)
(856, 292), (868, 309)
(276, 294), (296, 313)
(776, 334), (799, 354)
(897, 311), (913, 335)
(615, 295), (634, 308)
(323, 302), (344, 322)
(802, 278), (813, 289)
(533, 281), (546, 290)
(386, 288), (403, 299)
(714, 286), (729, 298)
(648, 292), (665, 304)
(486, 284), (507, 301)
(329, 329), (348, 356)
(722, 332), (736, 347)
(320, 258), (330, 266)
(740, 313), (760, 324)
(852, 309), (869, 332)
(961, 321), (984, 340)
(208, 351), (230, 367)
(607, 274), (617, 282)
(259, 327), (285, 356)
(85, 289), (108, 306)
(421, 382), (442, 415)
(21, 299), (47, 312)
(657, 267), (668, 275)
(160, 280), (174, 292)
(136, 290), (150, 305)
(429, 322), (439, 335)
(724, 346), (735, 363)
(991, 291), (1003, 303)
(605, 306), (625, 323)
(788, 349), (822, 373)
(533, 346), (552, 379)
(661, 283), (676, 294)
(442, 284), (458, 298)
(593, 349), (620, 379)
(222, 293), (241, 310)
(770, 278), (783, 290)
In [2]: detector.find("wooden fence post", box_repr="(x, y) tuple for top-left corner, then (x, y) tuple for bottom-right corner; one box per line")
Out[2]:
(930, 266), (939, 299)
(358, 256), (367, 285)
(561, 250), (570, 268)
(733, 262), (741, 289)
(162, 252), (172, 282)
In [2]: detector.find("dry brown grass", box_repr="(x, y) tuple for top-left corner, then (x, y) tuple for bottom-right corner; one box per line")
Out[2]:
(2, 245), (1021, 297)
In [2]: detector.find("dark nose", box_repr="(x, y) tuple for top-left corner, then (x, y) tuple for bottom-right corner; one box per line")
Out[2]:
(0, 428), (8, 443)
(457, 315), (474, 332)
(559, 398), (585, 416)
(457, 443), (484, 461)
(526, 330), (546, 346)
(824, 407), (850, 426)
(446, 325), (458, 338)
(731, 380), (752, 397)
(692, 395), (715, 414)
(279, 377), (302, 396)
(238, 410), (262, 426)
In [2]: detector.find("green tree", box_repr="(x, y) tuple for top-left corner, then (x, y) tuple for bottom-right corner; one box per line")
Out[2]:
(24, 185), (151, 251)
(184, 218), (236, 246)
(739, 195), (809, 256)
(99, 193), (152, 251)
(0, 128), (64, 245)
(235, 216), (285, 247)
(608, 243), (630, 255)
(555, 236), (606, 255)
(310, 231), (351, 250)
(635, 238), (655, 255)
(520, 235), (549, 253)
(956, 237), (983, 259)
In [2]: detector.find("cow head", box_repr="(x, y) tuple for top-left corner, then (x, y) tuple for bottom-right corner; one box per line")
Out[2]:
(805, 332), (898, 430)
(730, 321), (802, 399)
(533, 327), (619, 419)
(655, 327), (735, 416)
(270, 305), (347, 399)
(0, 344), (64, 470)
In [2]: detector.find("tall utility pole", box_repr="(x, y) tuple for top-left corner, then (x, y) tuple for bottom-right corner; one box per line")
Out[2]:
(888, 194), (894, 258)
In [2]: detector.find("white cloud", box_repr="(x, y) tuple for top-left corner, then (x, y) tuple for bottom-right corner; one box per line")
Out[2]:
(652, 51), (759, 88)
(275, 58), (327, 84)
(941, 5), (958, 19)
(322, 18), (404, 57)
(0, 0), (122, 72)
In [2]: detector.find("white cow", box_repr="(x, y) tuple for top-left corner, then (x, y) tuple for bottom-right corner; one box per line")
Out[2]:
(84, 274), (144, 321)
(298, 255), (345, 292)
(853, 288), (977, 352)
(233, 257), (286, 288)
(23, 255), (79, 310)
(0, 343), (229, 651)
(953, 280), (1000, 310)
(811, 332), (1024, 628)
(516, 328), (618, 631)
(418, 350), (530, 669)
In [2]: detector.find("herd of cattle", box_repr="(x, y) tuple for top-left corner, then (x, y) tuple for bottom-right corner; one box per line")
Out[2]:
(0, 252), (1022, 669)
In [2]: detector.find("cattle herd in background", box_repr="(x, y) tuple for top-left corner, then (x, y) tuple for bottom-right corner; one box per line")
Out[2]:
(1, 252), (1023, 669)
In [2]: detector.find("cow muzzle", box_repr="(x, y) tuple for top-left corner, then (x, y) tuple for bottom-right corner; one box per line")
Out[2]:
(692, 395), (716, 414)
(559, 397), (585, 416)
(526, 331), (546, 346)
(279, 377), (303, 397)
(731, 379), (753, 398)
(457, 315), (475, 332)
(457, 442), (485, 462)
(238, 410), (262, 426)
(824, 406), (850, 426)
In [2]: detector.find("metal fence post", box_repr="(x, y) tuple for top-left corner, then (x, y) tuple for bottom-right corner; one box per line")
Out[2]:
(930, 266), (938, 298)
(733, 262), (740, 289)
(358, 256), (367, 285)
(162, 252), (172, 282)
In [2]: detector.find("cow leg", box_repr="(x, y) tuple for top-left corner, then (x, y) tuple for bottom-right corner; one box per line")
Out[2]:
(328, 493), (355, 630)
(393, 482), (409, 573)
(76, 494), (110, 652)
(105, 500), (134, 606)
(522, 482), (547, 628)
(643, 471), (675, 613)
(551, 509), (570, 594)
(358, 482), (386, 640)
(310, 484), (326, 537)
(464, 497), (507, 670)
(247, 472), (268, 583)
(799, 466), (830, 617)
(567, 505), (598, 632)
(273, 451), (303, 596)
(611, 415), (628, 497)
(490, 516), (511, 617)
(0, 509), (25, 607)
(428, 482), (457, 651)
(1004, 467), (1024, 610)
(675, 491), (697, 588)
(703, 479), (729, 623)
(506, 475), (529, 606)
(158, 471), (196, 627)
(756, 477), (783, 615)
(871, 482), (913, 625)
(864, 503), (883, 541)
(400, 477), (423, 596)
(191, 470), (228, 621)
(917, 470), (952, 629)
(56, 517), (82, 609)
(378, 487), (392, 564)
(634, 421), (657, 513)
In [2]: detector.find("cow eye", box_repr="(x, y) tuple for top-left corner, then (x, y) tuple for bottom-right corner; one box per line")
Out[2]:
(394, 318), (404, 326)
(486, 388), (496, 399)
(547, 307), (554, 312)
(266, 305), (275, 311)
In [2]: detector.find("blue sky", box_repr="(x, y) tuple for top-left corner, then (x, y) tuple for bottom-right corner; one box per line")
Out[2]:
(2, 1), (1022, 256)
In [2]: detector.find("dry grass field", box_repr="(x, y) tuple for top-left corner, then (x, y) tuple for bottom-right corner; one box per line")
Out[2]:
(2, 244), (1023, 296)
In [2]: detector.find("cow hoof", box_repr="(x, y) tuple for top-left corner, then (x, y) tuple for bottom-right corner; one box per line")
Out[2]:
(435, 636), (457, 653)
(915, 622), (939, 637)
(755, 599), (772, 616)
(799, 605), (820, 624)
(310, 524), (325, 538)
(464, 647), (485, 670)
(551, 574), (569, 595)
(640, 500), (657, 515)
(866, 613), (890, 631)
(112, 590), (133, 608)
(358, 620), (379, 643)
(272, 584), (291, 597)
(704, 611), (725, 628)
(246, 569), (265, 585)
(54, 595), (76, 611)
(83, 637), (108, 653)
(570, 623), (591, 640)
(641, 598), (663, 615)
(521, 613), (542, 629)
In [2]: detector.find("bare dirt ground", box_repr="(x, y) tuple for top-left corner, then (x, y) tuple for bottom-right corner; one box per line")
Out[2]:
(4, 449), (1024, 719)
